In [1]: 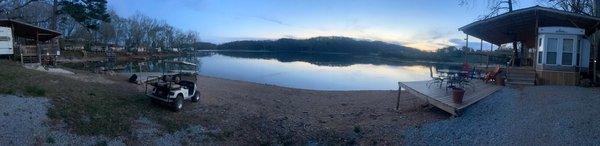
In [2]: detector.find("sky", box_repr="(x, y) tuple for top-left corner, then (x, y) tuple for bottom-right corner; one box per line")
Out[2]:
(107, 0), (542, 51)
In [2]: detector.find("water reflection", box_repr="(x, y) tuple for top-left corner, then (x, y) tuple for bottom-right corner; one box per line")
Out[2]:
(196, 54), (457, 90)
(62, 52), (491, 90)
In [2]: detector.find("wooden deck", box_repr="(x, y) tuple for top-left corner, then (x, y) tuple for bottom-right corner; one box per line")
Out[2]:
(398, 80), (503, 116)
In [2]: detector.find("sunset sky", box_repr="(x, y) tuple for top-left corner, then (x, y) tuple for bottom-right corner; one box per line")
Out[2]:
(108, 0), (542, 51)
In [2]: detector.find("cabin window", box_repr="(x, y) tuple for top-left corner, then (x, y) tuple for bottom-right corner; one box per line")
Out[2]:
(538, 52), (543, 64)
(562, 39), (574, 65)
(0, 36), (10, 41)
(537, 37), (543, 64)
(546, 38), (558, 64)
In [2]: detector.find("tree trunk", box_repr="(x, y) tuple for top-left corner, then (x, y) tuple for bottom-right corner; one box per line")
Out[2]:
(508, 0), (513, 12)
(50, 0), (58, 65)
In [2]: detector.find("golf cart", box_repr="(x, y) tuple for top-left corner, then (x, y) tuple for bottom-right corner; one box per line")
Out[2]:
(145, 61), (200, 111)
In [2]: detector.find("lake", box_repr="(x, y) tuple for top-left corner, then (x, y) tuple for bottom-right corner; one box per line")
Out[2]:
(67, 52), (481, 91)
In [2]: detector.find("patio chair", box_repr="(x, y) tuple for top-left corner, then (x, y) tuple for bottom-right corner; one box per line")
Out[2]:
(427, 76), (445, 88)
(483, 66), (502, 84)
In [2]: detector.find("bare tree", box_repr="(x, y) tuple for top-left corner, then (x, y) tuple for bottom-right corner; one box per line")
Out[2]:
(546, 0), (593, 15)
(459, 0), (514, 19)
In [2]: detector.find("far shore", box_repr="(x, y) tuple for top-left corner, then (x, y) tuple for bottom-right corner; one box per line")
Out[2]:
(55, 50), (196, 63)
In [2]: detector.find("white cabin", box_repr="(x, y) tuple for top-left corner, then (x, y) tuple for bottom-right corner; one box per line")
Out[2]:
(536, 27), (590, 71)
(0, 27), (13, 55)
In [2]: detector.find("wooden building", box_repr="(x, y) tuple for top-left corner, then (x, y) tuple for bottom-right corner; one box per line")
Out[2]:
(0, 19), (61, 64)
(460, 6), (600, 85)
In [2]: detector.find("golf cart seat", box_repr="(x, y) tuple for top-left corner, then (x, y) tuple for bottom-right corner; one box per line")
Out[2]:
(169, 84), (182, 90)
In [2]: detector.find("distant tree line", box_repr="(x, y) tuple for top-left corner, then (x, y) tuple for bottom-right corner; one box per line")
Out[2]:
(215, 36), (434, 60)
(0, 0), (199, 52)
(211, 36), (511, 63)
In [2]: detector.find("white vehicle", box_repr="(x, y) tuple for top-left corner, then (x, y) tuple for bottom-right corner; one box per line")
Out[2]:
(0, 27), (13, 55)
(145, 61), (201, 111)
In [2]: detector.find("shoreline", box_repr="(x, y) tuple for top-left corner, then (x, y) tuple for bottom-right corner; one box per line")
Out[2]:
(121, 71), (400, 92)
(56, 51), (195, 63)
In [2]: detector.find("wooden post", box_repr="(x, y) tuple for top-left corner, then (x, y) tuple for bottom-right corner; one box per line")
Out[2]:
(36, 30), (41, 64)
(396, 82), (401, 110)
(480, 39), (483, 68)
(534, 12), (539, 69)
(465, 34), (469, 63)
(487, 43), (492, 69)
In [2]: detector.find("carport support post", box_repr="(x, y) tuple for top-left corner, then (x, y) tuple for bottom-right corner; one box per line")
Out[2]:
(36, 30), (41, 63)
(465, 34), (469, 62)
(487, 43), (492, 69)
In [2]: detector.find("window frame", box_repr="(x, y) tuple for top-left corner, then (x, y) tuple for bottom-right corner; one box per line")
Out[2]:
(561, 38), (574, 65)
(540, 34), (578, 67)
(546, 37), (558, 65)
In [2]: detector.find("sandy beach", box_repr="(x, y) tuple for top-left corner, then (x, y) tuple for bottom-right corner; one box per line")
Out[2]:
(185, 75), (449, 144)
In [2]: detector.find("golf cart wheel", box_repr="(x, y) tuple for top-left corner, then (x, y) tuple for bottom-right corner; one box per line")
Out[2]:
(191, 90), (200, 102)
(173, 94), (184, 111)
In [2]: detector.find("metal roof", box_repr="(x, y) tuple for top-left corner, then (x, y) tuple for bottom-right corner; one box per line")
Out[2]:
(0, 19), (61, 41)
(459, 6), (600, 48)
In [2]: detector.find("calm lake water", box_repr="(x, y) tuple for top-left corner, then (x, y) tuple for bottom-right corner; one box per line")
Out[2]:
(198, 54), (435, 90)
(68, 53), (476, 90)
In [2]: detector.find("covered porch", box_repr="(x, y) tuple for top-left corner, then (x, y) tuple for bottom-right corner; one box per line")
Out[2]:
(459, 6), (600, 85)
(0, 19), (61, 64)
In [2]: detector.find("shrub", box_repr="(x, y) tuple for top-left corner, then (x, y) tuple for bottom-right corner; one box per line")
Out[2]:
(25, 85), (46, 96)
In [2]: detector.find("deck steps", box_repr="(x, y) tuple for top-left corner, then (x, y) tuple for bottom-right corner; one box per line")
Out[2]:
(507, 67), (536, 86)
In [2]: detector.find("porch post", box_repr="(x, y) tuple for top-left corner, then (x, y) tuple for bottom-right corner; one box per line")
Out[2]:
(465, 34), (469, 63)
(36, 30), (41, 63)
(480, 39), (483, 67)
(487, 43), (492, 69)
(534, 10), (540, 69)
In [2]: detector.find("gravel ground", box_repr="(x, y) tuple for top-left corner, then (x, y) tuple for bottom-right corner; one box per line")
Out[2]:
(404, 86), (600, 145)
(131, 117), (215, 145)
(0, 94), (123, 145)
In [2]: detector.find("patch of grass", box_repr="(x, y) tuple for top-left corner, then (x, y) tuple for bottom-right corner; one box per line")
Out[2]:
(353, 125), (361, 133)
(46, 136), (55, 144)
(25, 85), (46, 96)
(0, 88), (15, 94)
(93, 140), (107, 146)
(0, 61), (207, 138)
(206, 129), (234, 141)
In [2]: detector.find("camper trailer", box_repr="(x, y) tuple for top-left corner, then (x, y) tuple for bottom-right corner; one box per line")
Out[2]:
(0, 27), (13, 55)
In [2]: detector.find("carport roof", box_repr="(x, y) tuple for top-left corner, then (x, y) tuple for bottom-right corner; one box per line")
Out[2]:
(459, 6), (600, 48)
(0, 19), (61, 41)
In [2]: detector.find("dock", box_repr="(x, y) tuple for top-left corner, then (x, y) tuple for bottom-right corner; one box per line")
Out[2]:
(398, 80), (503, 116)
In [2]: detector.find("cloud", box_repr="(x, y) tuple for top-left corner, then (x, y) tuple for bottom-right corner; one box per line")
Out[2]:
(252, 15), (290, 26)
